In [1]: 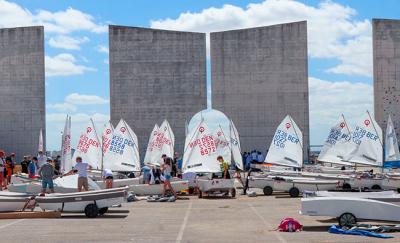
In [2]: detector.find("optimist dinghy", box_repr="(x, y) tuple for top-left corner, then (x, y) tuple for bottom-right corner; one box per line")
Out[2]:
(301, 196), (400, 226)
(36, 187), (127, 218)
(249, 115), (339, 197)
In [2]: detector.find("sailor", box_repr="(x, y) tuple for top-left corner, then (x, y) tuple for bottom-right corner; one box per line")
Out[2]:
(66, 157), (92, 192)
(217, 156), (230, 179)
(102, 168), (114, 189)
(149, 164), (162, 184)
(20, 156), (29, 174)
(38, 158), (55, 194)
(161, 157), (177, 198)
(29, 157), (38, 179)
(0, 150), (5, 190)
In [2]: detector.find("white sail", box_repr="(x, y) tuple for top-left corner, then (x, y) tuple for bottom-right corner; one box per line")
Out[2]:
(38, 129), (44, 152)
(345, 111), (383, 166)
(143, 124), (159, 165)
(182, 121), (221, 173)
(158, 119), (175, 158)
(230, 119), (244, 170)
(72, 119), (102, 169)
(61, 116), (72, 172)
(318, 115), (354, 166)
(264, 115), (303, 168)
(213, 125), (231, 165)
(385, 115), (400, 161)
(102, 122), (114, 156)
(103, 119), (140, 171)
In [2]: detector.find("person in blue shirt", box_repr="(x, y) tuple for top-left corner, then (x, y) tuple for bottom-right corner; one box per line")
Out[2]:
(28, 157), (37, 178)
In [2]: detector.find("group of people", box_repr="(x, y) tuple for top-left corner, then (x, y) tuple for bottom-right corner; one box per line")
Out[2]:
(242, 150), (265, 171)
(0, 150), (61, 190)
(142, 154), (177, 198)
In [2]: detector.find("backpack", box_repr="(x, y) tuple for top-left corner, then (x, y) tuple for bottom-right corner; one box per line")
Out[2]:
(277, 218), (302, 232)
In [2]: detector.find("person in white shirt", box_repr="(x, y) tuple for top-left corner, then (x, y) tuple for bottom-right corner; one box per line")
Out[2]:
(37, 151), (47, 169)
(66, 157), (92, 192)
(102, 168), (114, 189)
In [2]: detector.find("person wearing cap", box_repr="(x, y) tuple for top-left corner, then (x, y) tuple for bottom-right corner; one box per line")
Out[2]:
(0, 150), (5, 190)
(37, 158), (55, 194)
(37, 151), (46, 169)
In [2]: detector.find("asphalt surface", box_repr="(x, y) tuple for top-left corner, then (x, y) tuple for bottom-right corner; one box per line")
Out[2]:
(0, 190), (398, 242)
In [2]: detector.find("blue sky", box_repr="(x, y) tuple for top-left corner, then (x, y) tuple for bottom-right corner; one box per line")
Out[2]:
(1, 0), (399, 150)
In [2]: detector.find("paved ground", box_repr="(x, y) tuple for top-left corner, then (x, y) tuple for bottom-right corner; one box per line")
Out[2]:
(0, 191), (398, 242)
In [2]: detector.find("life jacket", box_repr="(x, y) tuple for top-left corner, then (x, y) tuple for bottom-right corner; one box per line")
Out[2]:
(277, 218), (302, 232)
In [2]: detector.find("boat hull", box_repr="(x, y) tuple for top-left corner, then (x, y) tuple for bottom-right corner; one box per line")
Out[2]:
(129, 180), (188, 195)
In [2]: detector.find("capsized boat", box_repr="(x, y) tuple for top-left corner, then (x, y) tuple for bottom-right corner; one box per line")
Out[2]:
(300, 196), (400, 226)
(36, 187), (127, 218)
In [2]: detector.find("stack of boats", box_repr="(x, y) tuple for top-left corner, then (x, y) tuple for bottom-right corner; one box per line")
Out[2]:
(246, 111), (400, 197)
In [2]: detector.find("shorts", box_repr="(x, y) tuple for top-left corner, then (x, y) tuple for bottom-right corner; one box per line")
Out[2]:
(42, 179), (54, 189)
(165, 175), (171, 181)
(106, 176), (113, 180)
(78, 177), (89, 190)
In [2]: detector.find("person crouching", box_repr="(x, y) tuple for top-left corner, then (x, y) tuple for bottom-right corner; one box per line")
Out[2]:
(102, 168), (114, 189)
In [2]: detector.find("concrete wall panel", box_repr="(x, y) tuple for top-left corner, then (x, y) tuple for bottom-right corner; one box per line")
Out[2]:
(211, 22), (309, 159)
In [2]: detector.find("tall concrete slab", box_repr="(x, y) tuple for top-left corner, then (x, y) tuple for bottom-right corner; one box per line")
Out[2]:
(373, 19), (400, 136)
(109, 25), (207, 158)
(211, 21), (309, 159)
(0, 26), (45, 159)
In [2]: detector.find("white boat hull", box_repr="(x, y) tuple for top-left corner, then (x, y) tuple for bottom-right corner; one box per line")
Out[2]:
(301, 197), (400, 222)
(197, 179), (235, 192)
(0, 196), (35, 212)
(94, 178), (140, 189)
(129, 180), (188, 195)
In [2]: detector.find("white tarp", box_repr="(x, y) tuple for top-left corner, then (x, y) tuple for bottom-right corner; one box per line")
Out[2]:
(143, 124), (159, 165)
(103, 119), (140, 171)
(72, 119), (102, 169)
(318, 115), (354, 166)
(230, 119), (244, 170)
(385, 114), (400, 161)
(264, 115), (303, 168)
(345, 111), (383, 166)
(182, 121), (221, 173)
(61, 116), (72, 172)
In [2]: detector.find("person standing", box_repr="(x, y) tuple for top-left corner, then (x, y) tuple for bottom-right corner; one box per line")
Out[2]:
(20, 156), (29, 174)
(37, 158), (55, 194)
(55, 155), (61, 173)
(68, 157), (92, 192)
(102, 168), (114, 189)
(37, 151), (46, 169)
(5, 157), (12, 184)
(28, 157), (38, 178)
(161, 158), (177, 198)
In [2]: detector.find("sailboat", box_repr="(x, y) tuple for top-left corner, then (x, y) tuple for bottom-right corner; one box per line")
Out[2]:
(72, 119), (102, 169)
(248, 115), (339, 197)
(182, 120), (237, 198)
(143, 124), (159, 165)
(103, 119), (140, 172)
(229, 119), (244, 171)
(143, 120), (175, 166)
(38, 129), (44, 152)
(61, 115), (72, 172)
(384, 115), (400, 166)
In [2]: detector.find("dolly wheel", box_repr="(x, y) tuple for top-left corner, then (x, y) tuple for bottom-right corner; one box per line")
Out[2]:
(99, 207), (108, 215)
(84, 203), (99, 218)
(342, 183), (351, 191)
(289, 187), (300, 198)
(339, 213), (357, 227)
(263, 186), (273, 196)
(230, 188), (236, 198)
(198, 190), (203, 198)
(371, 185), (381, 190)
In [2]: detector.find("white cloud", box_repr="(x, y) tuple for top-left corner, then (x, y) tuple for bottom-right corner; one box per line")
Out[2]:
(47, 93), (108, 112)
(48, 35), (89, 50)
(65, 93), (109, 105)
(46, 112), (109, 150)
(309, 77), (373, 144)
(45, 53), (96, 77)
(47, 103), (77, 112)
(0, 0), (106, 34)
(151, 0), (372, 77)
(97, 45), (109, 54)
